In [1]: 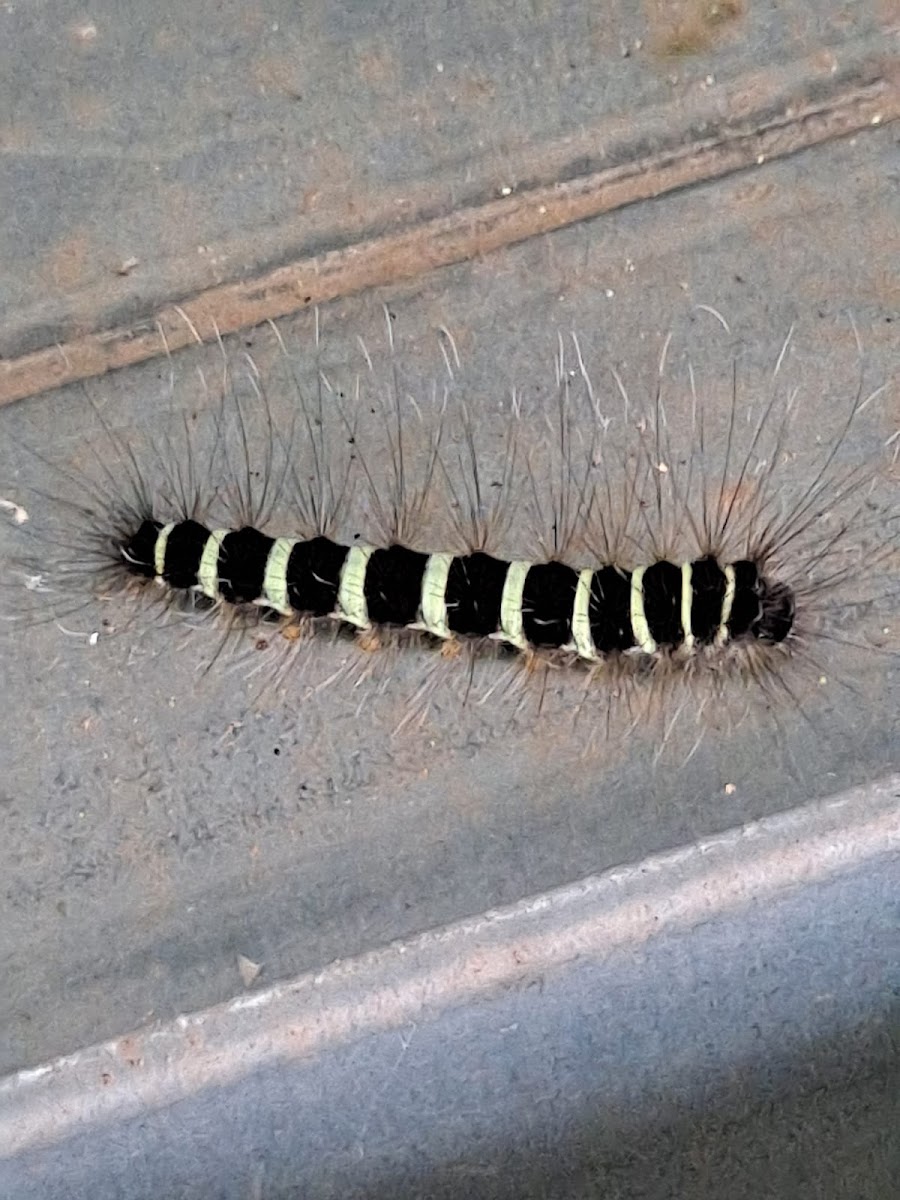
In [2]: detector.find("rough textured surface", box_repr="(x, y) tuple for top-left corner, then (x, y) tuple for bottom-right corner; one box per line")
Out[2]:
(0, 2), (898, 1193)
(2, 125), (897, 1076)
(0, 3), (895, 367)
(2, 782), (898, 1197)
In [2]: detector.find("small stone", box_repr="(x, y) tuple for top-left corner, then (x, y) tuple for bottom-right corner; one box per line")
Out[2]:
(238, 954), (262, 987)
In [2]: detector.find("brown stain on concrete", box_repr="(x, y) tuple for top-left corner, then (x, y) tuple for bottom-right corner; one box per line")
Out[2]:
(644, 0), (745, 58)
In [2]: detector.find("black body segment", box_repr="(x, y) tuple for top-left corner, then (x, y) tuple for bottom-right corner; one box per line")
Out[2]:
(444, 552), (509, 637)
(689, 556), (728, 644)
(218, 527), (276, 605)
(122, 519), (163, 579)
(641, 560), (684, 649)
(727, 560), (762, 640)
(521, 561), (579, 648)
(162, 520), (211, 590)
(285, 536), (348, 617)
(365, 544), (430, 627)
(589, 565), (635, 652)
(727, 560), (795, 644)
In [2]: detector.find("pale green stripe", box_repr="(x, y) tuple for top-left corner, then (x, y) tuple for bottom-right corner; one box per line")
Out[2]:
(498, 560), (531, 651)
(569, 568), (598, 661)
(198, 529), (228, 600)
(337, 544), (374, 629)
(418, 552), (453, 639)
(154, 522), (174, 578)
(630, 565), (657, 654)
(680, 561), (695, 650)
(716, 563), (736, 646)
(261, 537), (296, 615)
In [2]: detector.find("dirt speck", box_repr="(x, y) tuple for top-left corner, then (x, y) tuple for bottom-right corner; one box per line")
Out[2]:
(70, 20), (99, 47)
(117, 1035), (143, 1068)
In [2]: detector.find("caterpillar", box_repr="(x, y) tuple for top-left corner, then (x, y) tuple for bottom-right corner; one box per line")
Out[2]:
(123, 488), (794, 664)
(2, 308), (898, 749)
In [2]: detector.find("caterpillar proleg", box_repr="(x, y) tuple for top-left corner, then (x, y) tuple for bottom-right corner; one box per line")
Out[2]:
(2, 309), (898, 746)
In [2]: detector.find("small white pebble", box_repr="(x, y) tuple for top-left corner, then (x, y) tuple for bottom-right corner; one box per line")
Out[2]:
(0, 497), (28, 524)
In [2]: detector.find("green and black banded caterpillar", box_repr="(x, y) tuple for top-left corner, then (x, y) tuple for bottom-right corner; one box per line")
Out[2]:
(3, 316), (897, 733)
(125, 519), (796, 661)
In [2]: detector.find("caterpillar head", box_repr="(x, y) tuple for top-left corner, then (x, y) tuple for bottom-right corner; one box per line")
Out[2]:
(754, 575), (796, 644)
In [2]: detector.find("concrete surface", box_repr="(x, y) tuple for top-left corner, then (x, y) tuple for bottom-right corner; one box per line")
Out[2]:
(1, 2), (895, 396)
(2, 125), (897, 1078)
(2, 777), (898, 1198)
(0, 2), (898, 1195)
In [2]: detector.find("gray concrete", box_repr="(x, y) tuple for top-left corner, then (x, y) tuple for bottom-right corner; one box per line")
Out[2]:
(0, 2), (898, 1194)
(2, 779), (898, 1198)
(2, 125), (897, 1076)
(0, 2), (891, 359)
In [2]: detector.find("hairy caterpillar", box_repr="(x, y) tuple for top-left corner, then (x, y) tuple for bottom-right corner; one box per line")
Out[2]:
(2, 308), (898, 748)
(1, 302), (897, 1075)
